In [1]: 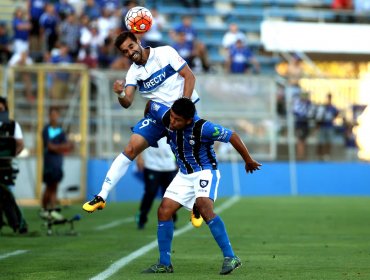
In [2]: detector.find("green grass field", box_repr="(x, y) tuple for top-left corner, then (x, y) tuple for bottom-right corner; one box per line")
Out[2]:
(1, 197), (370, 280)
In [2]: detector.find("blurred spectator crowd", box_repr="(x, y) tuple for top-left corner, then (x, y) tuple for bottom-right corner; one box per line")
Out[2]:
(0, 0), (261, 76)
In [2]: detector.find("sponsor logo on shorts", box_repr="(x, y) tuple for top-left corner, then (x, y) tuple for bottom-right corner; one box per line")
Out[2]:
(200, 179), (209, 188)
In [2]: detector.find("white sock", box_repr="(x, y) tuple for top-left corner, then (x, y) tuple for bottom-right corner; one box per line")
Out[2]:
(98, 153), (132, 200)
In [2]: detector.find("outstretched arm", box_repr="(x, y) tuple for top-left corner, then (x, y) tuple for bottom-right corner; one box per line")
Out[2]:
(229, 132), (262, 174)
(113, 80), (136, 108)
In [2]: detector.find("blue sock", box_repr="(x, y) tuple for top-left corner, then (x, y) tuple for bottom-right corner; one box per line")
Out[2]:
(157, 220), (174, 266)
(207, 215), (235, 258)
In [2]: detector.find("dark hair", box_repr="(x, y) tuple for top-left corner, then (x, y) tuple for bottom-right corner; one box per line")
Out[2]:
(0, 96), (8, 111)
(171, 98), (195, 119)
(49, 106), (59, 114)
(114, 31), (138, 50)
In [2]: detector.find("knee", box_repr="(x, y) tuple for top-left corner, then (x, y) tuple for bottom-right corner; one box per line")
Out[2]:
(124, 143), (138, 160)
(196, 199), (216, 223)
(157, 204), (174, 221)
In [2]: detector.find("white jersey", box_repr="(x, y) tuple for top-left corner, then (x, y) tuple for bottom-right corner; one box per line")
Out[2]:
(142, 137), (177, 172)
(125, 46), (200, 107)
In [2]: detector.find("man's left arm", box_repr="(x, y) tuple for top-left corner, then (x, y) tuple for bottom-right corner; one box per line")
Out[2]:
(229, 132), (261, 174)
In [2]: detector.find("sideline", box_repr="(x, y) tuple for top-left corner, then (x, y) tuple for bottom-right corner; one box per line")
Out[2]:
(95, 217), (135, 231)
(0, 250), (28, 261)
(90, 196), (240, 280)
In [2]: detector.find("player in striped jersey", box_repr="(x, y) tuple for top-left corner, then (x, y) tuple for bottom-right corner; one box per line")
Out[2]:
(143, 98), (261, 274)
(83, 31), (200, 213)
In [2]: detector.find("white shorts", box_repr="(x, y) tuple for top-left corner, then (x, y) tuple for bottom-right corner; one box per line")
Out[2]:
(164, 169), (220, 211)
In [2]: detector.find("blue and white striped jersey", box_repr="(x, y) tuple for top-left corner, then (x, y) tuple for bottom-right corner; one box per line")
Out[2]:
(125, 46), (200, 107)
(164, 115), (233, 174)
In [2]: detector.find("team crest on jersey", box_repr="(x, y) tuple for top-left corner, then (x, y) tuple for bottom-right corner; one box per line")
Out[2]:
(151, 102), (160, 111)
(200, 179), (209, 188)
(189, 140), (195, 145)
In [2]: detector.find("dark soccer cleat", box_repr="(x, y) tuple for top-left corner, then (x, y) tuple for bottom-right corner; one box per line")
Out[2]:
(142, 263), (174, 273)
(220, 256), (242, 275)
(82, 196), (106, 213)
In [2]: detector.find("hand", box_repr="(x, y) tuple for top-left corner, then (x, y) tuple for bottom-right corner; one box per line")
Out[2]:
(113, 80), (125, 95)
(244, 160), (262, 174)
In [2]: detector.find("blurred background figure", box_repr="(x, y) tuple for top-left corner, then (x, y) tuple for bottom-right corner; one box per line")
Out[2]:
(48, 43), (72, 101)
(222, 23), (247, 51)
(225, 39), (260, 74)
(0, 96), (28, 234)
(8, 50), (35, 102)
(28, 0), (47, 54)
(143, 7), (166, 48)
(0, 21), (12, 64)
(12, 7), (32, 55)
(332, 0), (354, 22)
(342, 117), (358, 161)
(315, 93), (339, 161)
(41, 107), (73, 220)
(285, 54), (304, 99)
(172, 31), (195, 68)
(39, 3), (59, 54)
(172, 15), (210, 73)
(135, 137), (178, 230)
(293, 91), (315, 160)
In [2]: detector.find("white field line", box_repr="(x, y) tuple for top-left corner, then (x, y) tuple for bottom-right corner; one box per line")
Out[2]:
(90, 196), (240, 280)
(95, 217), (135, 231)
(0, 250), (28, 260)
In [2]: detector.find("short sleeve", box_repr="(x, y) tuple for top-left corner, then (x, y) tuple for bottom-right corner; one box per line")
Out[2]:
(202, 121), (233, 143)
(125, 66), (138, 88)
(164, 46), (187, 72)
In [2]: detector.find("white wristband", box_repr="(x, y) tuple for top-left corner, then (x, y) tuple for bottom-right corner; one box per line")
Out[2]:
(118, 91), (126, 99)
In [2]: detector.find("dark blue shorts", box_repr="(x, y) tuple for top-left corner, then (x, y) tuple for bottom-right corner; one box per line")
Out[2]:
(131, 101), (170, 147)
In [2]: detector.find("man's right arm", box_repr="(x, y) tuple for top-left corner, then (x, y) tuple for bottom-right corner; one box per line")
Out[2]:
(113, 80), (135, 108)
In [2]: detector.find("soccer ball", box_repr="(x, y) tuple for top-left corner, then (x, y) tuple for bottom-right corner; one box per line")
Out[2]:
(125, 6), (153, 34)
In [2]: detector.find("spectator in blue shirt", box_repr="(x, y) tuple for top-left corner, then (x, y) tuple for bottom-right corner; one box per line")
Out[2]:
(12, 7), (32, 54)
(172, 31), (195, 68)
(225, 39), (260, 74)
(55, 0), (75, 20)
(28, 0), (47, 53)
(49, 43), (72, 100)
(172, 15), (210, 72)
(315, 93), (339, 160)
(83, 0), (101, 20)
(39, 3), (59, 52)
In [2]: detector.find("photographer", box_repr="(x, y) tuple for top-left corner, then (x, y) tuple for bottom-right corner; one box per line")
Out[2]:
(0, 96), (28, 234)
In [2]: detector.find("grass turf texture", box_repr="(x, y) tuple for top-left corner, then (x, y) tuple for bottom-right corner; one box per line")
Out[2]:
(1, 197), (370, 280)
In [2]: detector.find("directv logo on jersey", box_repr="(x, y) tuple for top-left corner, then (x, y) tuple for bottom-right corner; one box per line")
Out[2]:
(143, 72), (166, 89)
(200, 179), (209, 188)
(138, 65), (176, 92)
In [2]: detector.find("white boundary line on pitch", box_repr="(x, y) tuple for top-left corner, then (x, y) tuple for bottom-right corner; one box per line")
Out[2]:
(95, 217), (135, 231)
(0, 250), (28, 261)
(90, 195), (240, 280)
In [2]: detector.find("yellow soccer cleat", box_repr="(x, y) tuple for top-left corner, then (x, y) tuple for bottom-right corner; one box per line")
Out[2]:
(82, 196), (106, 213)
(190, 205), (203, 228)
